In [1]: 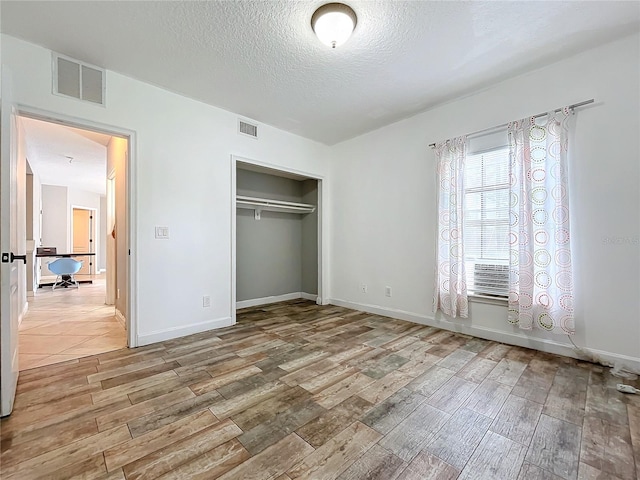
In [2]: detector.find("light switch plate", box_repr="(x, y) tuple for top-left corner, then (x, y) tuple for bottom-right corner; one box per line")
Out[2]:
(155, 226), (170, 239)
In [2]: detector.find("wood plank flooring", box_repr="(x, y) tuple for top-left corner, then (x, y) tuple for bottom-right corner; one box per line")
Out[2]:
(2, 299), (639, 479)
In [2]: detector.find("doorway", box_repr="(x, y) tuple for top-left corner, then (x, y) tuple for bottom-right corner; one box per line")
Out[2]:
(12, 111), (134, 372)
(230, 155), (328, 323)
(1, 81), (141, 415)
(71, 207), (95, 275)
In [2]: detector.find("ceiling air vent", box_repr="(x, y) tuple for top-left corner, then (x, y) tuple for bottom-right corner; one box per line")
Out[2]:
(238, 119), (258, 139)
(52, 53), (106, 106)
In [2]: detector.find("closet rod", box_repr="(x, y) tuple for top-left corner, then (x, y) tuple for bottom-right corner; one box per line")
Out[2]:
(428, 98), (594, 148)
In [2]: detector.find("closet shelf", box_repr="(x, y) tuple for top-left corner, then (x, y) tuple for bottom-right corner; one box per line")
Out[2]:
(236, 195), (316, 216)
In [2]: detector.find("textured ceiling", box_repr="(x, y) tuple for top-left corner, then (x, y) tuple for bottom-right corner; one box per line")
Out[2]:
(22, 117), (110, 196)
(2, 1), (639, 145)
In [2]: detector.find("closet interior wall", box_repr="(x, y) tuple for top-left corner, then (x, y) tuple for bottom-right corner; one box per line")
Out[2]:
(236, 168), (318, 304)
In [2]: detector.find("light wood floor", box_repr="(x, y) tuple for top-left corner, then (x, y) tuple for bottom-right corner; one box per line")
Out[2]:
(19, 276), (126, 370)
(1, 300), (638, 479)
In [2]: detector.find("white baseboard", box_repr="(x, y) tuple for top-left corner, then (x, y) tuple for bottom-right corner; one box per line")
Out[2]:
(236, 292), (317, 309)
(329, 298), (640, 374)
(301, 292), (318, 302)
(115, 309), (126, 329)
(138, 316), (233, 346)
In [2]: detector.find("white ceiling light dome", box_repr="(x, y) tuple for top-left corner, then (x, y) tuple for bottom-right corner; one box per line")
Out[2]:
(311, 3), (357, 49)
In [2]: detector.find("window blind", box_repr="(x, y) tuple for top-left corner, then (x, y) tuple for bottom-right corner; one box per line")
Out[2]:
(463, 147), (510, 297)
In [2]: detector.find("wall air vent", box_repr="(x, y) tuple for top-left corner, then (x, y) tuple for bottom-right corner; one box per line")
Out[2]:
(52, 53), (106, 106)
(238, 119), (259, 139)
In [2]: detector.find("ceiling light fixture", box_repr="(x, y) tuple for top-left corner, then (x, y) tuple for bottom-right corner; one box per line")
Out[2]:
(311, 3), (357, 49)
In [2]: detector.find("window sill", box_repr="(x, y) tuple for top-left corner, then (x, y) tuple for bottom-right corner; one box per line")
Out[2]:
(468, 294), (508, 306)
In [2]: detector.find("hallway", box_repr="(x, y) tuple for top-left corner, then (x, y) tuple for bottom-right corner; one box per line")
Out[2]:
(19, 275), (126, 370)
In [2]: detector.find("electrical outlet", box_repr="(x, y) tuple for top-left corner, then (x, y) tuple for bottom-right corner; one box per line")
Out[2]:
(360, 283), (368, 294)
(385, 286), (392, 297)
(202, 295), (211, 308)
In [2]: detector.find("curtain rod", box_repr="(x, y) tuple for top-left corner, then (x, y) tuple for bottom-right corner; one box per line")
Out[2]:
(428, 98), (595, 148)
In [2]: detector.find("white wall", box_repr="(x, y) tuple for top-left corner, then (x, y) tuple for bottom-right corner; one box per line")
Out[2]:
(33, 173), (41, 247)
(1, 35), (330, 345)
(40, 184), (68, 253)
(24, 139), (43, 247)
(68, 188), (101, 211)
(26, 168), (42, 292)
(106, 136), (127, 317)
(24, 170), (41, 294)
(40, 184), (102, 276)
(329, 33), (640, 368)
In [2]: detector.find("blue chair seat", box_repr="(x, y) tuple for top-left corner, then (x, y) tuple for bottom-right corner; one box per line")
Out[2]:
(47, 258), (84, 290)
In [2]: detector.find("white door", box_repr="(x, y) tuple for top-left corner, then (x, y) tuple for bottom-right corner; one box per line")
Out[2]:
(1, 68), (21, 416)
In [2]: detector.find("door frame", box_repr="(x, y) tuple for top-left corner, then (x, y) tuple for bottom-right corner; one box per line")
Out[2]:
(230, 154), (329, 324)
(15, 105), (139, 348)
(70, 205), (97, 275)
(105, 173), (116, 305)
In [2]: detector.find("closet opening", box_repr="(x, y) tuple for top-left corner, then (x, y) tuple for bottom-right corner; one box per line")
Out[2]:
(231, 157), (324, 321)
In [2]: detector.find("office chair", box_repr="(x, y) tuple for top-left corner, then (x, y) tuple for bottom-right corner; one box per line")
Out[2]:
(47, 258), (84, 290)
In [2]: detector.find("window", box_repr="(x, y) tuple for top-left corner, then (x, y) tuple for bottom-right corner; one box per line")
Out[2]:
(463, 147), (510, 298)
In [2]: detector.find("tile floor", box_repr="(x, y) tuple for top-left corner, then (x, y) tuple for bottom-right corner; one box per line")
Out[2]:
(2, 300), (638, 479)
(19, 275), (126, 370)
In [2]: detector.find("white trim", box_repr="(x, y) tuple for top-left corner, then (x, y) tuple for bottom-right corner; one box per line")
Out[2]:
(98, 268), (106, 273)
(138, 316), (233, 346)
(126, 140), (138, 348)
(236, 292), (305, 309)
(328, 298), (640, 373)
(115, 308), (126, 329)
(230, 159), (237, 325)
(301, 292), (318, 302)
(317, 177), (329, 306)
(16, 105), (138, 349)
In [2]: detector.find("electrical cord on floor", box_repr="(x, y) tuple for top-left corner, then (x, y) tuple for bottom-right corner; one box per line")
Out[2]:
(566, 335), (638, 381)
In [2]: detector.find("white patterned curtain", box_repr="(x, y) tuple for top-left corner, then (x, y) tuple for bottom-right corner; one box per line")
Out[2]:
(507, 109), (574, 334)
(433, 136), (468, 318)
